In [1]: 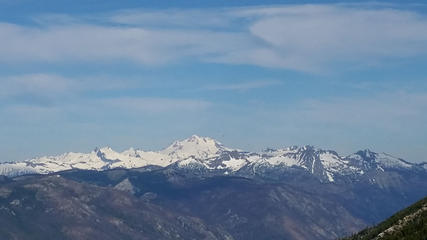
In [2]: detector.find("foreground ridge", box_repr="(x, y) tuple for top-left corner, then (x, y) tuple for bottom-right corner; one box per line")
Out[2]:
(342, 196), (427, 240)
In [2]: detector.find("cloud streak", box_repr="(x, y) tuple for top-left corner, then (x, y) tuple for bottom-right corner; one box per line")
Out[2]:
(0, 4), (427, 72)
(0, 73), (141, 103)
(246, 5), (427, 70)
(0, 23), (253, 65)
(293, 92), (427, 130)
(0, 74), (72, 100)
(1, 97), (212, 124)
(202, 80), (282, 91)
(101, 97), (211, 113)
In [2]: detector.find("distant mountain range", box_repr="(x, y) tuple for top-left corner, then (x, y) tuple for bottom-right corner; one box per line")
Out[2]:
(1, 135), (426, 184)
(1, 136), (426, 239)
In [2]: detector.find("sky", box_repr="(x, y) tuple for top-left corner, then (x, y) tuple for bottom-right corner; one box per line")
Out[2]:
(1, 0), (427, 163)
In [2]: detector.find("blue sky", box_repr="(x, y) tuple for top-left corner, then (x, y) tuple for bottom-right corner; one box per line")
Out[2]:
(1, 1), (427, 162)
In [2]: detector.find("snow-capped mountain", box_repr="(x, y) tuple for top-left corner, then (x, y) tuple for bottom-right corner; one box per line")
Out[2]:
(0, 135), (425, 182)
(160, 135), (231, 159)
(0, 135), (230, 177)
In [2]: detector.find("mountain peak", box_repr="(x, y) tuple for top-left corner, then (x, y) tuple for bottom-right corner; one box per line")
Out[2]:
(93, 146), (115, 154)
(362, 149), (377, 156)
(187, 135), (216, 143)
(349, 149), (415, 170)
(353, 149), (378, 160)
(171, 135), (222, 146)
(160, 135), (227, 159)
(0, 136), (422, 180)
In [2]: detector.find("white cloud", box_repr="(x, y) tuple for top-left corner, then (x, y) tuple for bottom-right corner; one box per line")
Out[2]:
(1, 97), (211, 125)
(0, 73), (140, 102)
(202, 80), (282, 91)
(294, 92), (427, 129)
(0, 74), (72, 98)
(0, 4), (427, 72)
(0, 23), (252, 65)
(0, 72), (211, 114)
(102, 97), (211, 113)
(110, 9), (234, 28)
(245, 5), (427, 70)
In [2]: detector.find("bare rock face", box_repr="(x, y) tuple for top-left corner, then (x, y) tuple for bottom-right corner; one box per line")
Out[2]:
(114, 178), (137, 194)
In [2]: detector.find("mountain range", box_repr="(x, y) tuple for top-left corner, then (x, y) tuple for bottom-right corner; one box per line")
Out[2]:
(1, 135), (427, 239)
(1, 135), (425, 184)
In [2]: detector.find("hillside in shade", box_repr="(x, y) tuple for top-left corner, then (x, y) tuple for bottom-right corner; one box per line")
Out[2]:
(0, 174), (238, 240)
(342, 196), (427, 240)
(0, 172), (364, 240)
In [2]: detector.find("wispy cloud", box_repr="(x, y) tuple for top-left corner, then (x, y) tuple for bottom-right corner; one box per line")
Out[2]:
(0, 74), (72, 99)
(243, 5), (427, 71)
(110, 9), (234, 28)
(0, 23), (252, 65)
(0, 73), (210, 111)
(101, 97), (211, 113)
(1, 96), (212, 125)
(0, 73), (141, 104)
(294, 92), (427, 129)
(202, 80), (282, 91)
(1, 4), (427, 72)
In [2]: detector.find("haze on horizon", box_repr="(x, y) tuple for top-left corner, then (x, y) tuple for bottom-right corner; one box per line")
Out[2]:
(1, 0), (427, 163)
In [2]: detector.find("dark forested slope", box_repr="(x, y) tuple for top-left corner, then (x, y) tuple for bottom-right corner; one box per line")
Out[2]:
(343, 196), (427, 240)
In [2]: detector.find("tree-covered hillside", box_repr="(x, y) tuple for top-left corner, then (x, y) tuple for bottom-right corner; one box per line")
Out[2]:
(343, 196), (427, 240)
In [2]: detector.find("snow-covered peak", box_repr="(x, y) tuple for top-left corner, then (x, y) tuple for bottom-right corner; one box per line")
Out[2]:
(302, 145), (315, 151)
(353, 149), (377, 160)
(121, 147), (139, 157)
(347, 150), (413, 170)
(364, 149), (376, 158)
(375, 152), (413, 169)
(93, 146), (123, 161)
(160, 135), (229, 160)
(263, 145), (313, 156)
(0, 137), (423, 182)
(94, 146), (113, 153)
